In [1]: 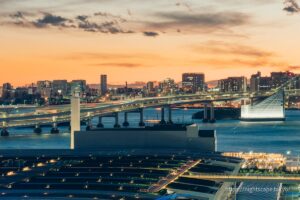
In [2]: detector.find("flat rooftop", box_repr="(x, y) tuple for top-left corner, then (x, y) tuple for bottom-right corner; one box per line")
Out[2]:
(0, 152), (242, 200)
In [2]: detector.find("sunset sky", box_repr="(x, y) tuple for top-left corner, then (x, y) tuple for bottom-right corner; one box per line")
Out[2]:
(1, 0), (300, 86)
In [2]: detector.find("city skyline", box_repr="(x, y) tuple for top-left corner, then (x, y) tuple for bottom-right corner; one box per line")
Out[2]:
(1, 0), (300, 86)
(0, 70), (297, 88)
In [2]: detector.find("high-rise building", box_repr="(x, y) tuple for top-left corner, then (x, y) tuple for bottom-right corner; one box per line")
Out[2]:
(37, 81), (52, 98)
(218, 77), (247, 93)
(100, 74), (108, 96)
(182, 73), (205, 93)
(250, 71), (261, 92)
(52, 80), (68, 96)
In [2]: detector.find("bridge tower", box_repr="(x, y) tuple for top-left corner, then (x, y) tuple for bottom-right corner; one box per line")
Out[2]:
(70, 89), (81, 150)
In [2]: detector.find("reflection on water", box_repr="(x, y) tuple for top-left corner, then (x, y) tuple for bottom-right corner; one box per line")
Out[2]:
(1, 108), (300, 156)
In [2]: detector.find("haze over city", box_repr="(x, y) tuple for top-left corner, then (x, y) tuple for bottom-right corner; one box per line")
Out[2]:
(1, 0), (300, 86)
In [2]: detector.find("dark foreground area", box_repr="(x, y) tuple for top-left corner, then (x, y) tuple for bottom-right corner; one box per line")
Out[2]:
(0, 150), (241, 200)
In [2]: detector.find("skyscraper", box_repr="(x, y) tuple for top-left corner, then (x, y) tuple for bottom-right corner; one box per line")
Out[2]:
(182, 73), (205, 93)
(100, 74), (108, 96)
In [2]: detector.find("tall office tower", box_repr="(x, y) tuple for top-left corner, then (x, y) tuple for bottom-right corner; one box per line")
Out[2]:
(218, 77), (247, 93)
(52, 80), (68, 96)
(250, 71), (261, 92)
(100, 74), (108, 96)
(182, 73), (205, 93)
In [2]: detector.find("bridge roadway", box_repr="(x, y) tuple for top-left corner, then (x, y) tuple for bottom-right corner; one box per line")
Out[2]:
(2, 87), (299, 128)
(0, 93), (250, 128)
(182, 174), (300, 184)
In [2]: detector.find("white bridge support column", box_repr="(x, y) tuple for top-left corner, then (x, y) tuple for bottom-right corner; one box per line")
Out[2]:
(70, 90), (81, 150)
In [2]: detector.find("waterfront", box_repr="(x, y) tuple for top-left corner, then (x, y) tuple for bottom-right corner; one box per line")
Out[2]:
(1, 108), (300, 157)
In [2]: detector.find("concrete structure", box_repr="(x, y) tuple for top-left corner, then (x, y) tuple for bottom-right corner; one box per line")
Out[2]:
(202, 103), (216, 123)
(241, 90), (285, 121)
(70, 89), (81, 150)
(73, 124), (216, 152)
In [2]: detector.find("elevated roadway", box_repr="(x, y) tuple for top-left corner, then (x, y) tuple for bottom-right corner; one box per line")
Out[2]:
(0, 93), (250, 128)
(1, 83), (298, 129)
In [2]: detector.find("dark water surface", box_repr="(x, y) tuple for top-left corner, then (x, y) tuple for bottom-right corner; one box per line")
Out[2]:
(1, 108), (300, 156)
